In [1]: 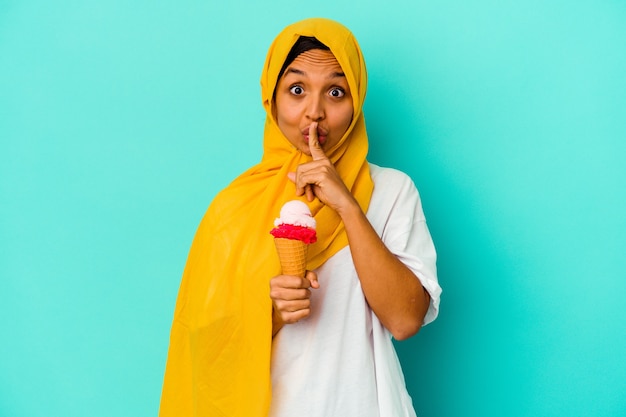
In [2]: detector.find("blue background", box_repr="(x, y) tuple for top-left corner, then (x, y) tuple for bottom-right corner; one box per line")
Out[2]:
(1, 1), (625, 416)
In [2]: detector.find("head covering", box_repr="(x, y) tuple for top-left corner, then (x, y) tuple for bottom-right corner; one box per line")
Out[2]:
(159, 18), (373, 417)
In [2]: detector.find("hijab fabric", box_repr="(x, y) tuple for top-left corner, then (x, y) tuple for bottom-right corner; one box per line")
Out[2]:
(159, 18), (373, 416)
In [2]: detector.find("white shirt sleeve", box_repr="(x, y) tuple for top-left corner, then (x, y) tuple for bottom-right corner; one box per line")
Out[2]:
(367, 164), (442, 325)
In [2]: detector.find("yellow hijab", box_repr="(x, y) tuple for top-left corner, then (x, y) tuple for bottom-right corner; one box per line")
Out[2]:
(159, 18), (373, 416)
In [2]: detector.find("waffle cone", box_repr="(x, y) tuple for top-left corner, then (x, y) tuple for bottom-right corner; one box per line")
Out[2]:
(274, 238), (308, 277)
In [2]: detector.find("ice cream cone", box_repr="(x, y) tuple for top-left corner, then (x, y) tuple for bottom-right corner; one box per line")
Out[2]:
(274, 237), (308, 277)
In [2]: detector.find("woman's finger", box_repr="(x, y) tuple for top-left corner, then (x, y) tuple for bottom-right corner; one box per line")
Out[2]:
(304, 184), (315, 201)
(270, 286), (311, 302)
(309, 122), (328, 161)
(287, 171), (314, 200)
(280, 308), (311, 324)
(306, 270), (319, 289)
(274, 297), (311, 312)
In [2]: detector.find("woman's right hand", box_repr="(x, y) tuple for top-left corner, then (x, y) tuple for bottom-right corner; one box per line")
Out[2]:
(270, 271), (319, 336)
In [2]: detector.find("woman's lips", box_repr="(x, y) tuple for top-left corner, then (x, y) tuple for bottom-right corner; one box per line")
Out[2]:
(304, 134), (327, 145)
(302, 126), (328, 145)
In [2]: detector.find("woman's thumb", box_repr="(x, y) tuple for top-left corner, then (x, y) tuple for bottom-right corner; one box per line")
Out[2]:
(307, 270), (320, 289)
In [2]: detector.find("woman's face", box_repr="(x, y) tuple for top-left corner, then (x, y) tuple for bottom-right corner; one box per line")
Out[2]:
(274, 49), (354, 155)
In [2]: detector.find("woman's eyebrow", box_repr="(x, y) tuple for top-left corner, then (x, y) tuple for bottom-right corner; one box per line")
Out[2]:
(285, 68), (305, 76)
(284, 68), (346, 79)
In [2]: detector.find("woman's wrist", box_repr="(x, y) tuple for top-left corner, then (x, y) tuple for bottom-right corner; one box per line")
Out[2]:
(335, 192), (361, 220)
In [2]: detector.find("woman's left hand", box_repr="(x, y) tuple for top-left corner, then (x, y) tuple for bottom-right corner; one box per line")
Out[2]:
(288, 122), (357, 214)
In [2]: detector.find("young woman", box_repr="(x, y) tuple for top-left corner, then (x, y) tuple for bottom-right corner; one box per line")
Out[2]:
(160, 18), (441, 417)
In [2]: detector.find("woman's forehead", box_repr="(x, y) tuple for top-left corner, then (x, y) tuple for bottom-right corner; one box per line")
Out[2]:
(284, 50), (344, 75)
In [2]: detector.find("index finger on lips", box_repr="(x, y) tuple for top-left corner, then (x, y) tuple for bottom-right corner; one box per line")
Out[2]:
(309, 122), (328, 161)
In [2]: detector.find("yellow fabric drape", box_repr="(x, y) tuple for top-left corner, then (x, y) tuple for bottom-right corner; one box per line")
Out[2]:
(159, 18), (373, 416)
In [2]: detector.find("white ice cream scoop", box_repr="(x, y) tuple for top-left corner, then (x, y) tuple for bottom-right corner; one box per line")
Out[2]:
(274, 200), (316, 229)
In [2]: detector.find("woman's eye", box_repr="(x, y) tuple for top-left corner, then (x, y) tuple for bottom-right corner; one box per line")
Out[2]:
(289, 85), (304, 95)
(329, 88), (345, 98)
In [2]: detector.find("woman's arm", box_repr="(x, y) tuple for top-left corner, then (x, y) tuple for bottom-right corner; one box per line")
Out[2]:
(338, 201), (430, 340)
(289, 123), (430, 340)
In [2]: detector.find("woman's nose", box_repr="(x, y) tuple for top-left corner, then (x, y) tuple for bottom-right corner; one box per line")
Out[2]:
(306, 95), (325, 121)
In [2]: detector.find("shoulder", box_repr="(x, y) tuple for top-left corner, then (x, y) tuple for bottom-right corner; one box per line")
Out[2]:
(366, 163), (426, 228)
(369, 163), (412, 183)
(368, 163), (420, 202)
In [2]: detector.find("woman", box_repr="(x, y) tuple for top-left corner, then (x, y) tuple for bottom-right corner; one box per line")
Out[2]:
(160, 18), (441, 417)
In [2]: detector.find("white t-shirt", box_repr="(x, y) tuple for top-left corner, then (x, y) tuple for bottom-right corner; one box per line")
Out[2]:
(269, 164), (442, 417)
